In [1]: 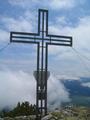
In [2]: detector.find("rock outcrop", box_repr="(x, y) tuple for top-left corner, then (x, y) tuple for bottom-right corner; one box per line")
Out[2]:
(0, 115), (36, 120)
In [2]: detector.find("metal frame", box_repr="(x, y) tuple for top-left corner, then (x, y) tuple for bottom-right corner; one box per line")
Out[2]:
(10, 9), (72, 119)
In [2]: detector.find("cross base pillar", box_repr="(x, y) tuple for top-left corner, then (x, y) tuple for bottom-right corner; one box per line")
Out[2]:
(34, 70), (50, 119)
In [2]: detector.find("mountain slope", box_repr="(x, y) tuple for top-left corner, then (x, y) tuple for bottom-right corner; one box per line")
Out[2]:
(61, 77), (90, 106)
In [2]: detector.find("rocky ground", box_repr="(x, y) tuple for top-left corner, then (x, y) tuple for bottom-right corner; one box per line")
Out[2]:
(1, 106), (90, 120)
(0, 115), (36, 120)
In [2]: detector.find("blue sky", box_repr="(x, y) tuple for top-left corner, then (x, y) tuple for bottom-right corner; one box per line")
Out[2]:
(0, 0), (90, 76)
(0, 0), (90, 109)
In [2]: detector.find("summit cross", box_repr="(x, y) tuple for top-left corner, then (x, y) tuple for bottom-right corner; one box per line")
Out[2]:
(10, 9), (72, 119)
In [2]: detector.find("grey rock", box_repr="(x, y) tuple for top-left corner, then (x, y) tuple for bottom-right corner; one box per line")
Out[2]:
(2, 115), (36, 120)
(41, 114), (52, 120)
(0, 118), (4, 120)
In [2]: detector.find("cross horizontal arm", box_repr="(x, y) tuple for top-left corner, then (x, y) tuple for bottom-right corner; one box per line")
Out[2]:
(10, 32), (72, 46)
(10, 39), (39, 44)
(10, 31), (39, 44)
(49, 35), (72, 47)
(47, 42), (72, 47)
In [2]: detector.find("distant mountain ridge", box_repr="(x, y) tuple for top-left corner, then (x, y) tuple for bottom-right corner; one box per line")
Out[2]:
(60, 77), (90, 106)
(62, 78), (90, 96)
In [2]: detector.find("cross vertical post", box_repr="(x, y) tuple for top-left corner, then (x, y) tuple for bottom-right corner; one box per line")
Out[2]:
(10, 9), (72, 119)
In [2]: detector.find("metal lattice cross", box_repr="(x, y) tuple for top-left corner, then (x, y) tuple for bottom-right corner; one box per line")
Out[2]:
(10, 9), (72, 119)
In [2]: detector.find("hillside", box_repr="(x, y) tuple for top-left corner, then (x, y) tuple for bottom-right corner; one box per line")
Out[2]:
(61, 77), (90, 106)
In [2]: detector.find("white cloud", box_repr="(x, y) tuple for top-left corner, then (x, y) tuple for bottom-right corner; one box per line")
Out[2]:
(0, 70), (70, 109)
(50, 0), (75, 10)
(8, 0), (38, 7)
(8, 0), (40, 9)
(69, 16), (90, 50)
(0, 30), (9, 42)
(47, 15), (90, 76)
(56, 16), (67, 25)
(48, 75), (70, 109)
(56, 74), (80, 81)
(0, 10), (36, 42)
(2, 17), (33, 32)
(82, 82), (90, 88)
(48, 15), (90, 56)
(0, 70), (36, 109)
(8, 0), (76, 10)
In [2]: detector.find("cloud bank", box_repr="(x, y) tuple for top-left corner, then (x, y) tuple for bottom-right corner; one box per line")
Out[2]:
(0, 70), (70, 110)
(48, 75), (70, 109)
(82, 82), (90, 88)
(0, 70), (36, 109)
